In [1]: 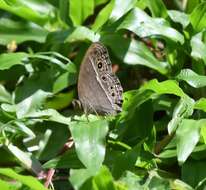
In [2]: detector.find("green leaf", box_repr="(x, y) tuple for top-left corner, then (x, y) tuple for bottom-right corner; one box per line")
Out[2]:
(0, 179), (11, 190)
(176, 119), (205, 164)
(142, 79), (185, 97)
(70, 166), (116, 190)
(145, 0), (167, 18)
(21, 109), (71, 125)
(53, 63), (77, 93)
(93, 0), (137, 31)
(117, 7), (184, 44)
(0, 84), (12, 104)
(109, 0), (137, 22)
(102, 35), (169, 74)
(182, 160), (206, 188)
(69, 0), (94, 25)
(65, 26), (100, 42)
(43, 148), (84, 169)
(195, 98), (206, 112)
(70, 168), (94, 190)
(92, 0), (114, 31)
(122, 80), (186, 121)
(91, 166), (116, 190)
(69, 118), (108, 172)
(168, 97), (194, 134)
(15, 90), (51, 119)
(95, 0), (108, 6)
(176, 69), (206, 88)
(190, 2), (206, 32)
(6, 143), (42, 176)
(0, 18), (48, 45)
(112, 145), (141, 179)
(191, 31), (206, 64)
(0, 52), (28, 70)
(0, 168), (47, 190)
(118, 171), (143, 190)
(168, 10), (190, 28)
(0, 0), (51, 26)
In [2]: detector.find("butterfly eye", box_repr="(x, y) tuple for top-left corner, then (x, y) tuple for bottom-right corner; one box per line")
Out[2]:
(98, 62), (102, 69)
(110, 86), (113, 89)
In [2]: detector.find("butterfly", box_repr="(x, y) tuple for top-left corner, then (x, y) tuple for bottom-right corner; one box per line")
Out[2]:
(77, 42), (123, 115)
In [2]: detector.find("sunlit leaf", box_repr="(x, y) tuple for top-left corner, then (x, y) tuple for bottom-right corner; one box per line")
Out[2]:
(190, 2), (206, 32)
(191, 31), (206, 64)
(0, 52), (28, 70)
(117, 7), (184, 44)
(176, 119), (205, 164)
(176, 69), (206, 88)
(168, 10), (190, 28)
(0, 168), (46, 190)
(69, 0), (94, 25)
(70, 118), (108, 172)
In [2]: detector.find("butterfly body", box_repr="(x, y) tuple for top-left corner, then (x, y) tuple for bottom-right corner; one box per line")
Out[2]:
(78, 42), (123, 115)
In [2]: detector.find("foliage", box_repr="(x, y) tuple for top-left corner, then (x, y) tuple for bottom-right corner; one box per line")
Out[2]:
(0, 0), (206, 189)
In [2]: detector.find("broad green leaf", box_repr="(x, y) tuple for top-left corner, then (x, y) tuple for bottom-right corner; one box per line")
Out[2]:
(0, 18), (48, 45)
(144, 170), (193, 190)
(191, 31), (206, 64)
(190, 2), (206, 32)
(15, 121), (35, 138)
(92, 0), (114, 31)
(53, 63), (77, 93)
(70, 118), (108, 172)
(142, 79), (185, 97)
(0, 179), (11, 190)
(47, 27), (100, 43)
(93, 0), (137, 31)
(168, 10), (190, 28)
(122, 80), (186, 121)
(91, 166), (116, 190)
(195, 98), (206, 112)
(176, 119), (205, 164)
(0, 84), (12, 103)
(112, 145), (141, 179)
(145, 0), (167, 18)
(95, 0), (108, 6)
(117, 7), (184, 44)
(168, 97), (194, 134)
(70, 166), (116, 190)
(102, 35), (169, 74)
(33, 121), (70, 160)
(201, 125), (206, 145)
(45, 91), (75, 110)
(0, 168), (47, 190)
(182, 160), (206, 188)
(121, 89), (153, 121)
(15, 90), (51, 119)
(0, 0), (51, 26)
(21, 109), (71, 125)
(119, 100), (153, 146)
(69, 0), (94, 25)
(118, 171), (143, 190)
(65, 26), (100, 42)
(176, 69), (206, 88)
(109, 0), (137, 22)
(185, 0), (201, 13)
(0, 52), (28, 70)
(5, 143), (42, 175)
(43, 148), (84, 169)
(70, 168), (94, 190)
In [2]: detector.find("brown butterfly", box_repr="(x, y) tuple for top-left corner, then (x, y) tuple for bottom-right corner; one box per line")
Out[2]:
(77, 42), (123, 115)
